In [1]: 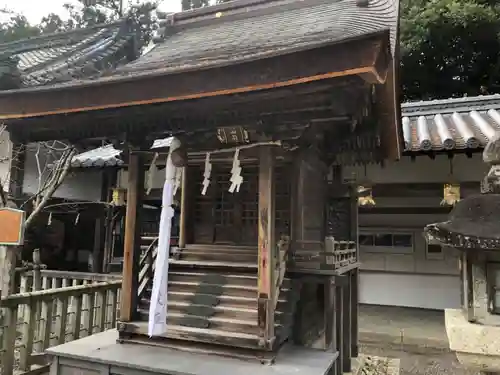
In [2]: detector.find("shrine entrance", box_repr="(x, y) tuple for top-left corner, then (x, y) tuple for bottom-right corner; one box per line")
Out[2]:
(190, 162), (291, 246)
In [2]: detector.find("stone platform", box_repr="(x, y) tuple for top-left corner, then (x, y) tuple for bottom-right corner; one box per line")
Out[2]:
(46, 330), (338, 375)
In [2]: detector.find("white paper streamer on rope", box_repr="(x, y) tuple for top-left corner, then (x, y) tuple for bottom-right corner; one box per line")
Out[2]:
(229, 148), (243, 193)
(148, 137), (180, 337)
(202, 152), (212, 196)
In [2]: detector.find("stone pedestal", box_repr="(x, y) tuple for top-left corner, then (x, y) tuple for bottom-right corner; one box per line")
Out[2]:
(446, 309), (500, 374)
(47, 330), (339, 375)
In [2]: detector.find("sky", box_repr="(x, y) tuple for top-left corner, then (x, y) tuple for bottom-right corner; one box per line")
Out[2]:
(1, 0), (182, 24)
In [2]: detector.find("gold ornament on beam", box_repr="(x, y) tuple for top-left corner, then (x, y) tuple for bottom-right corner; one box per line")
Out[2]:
(357, 185), (376, 206)
(111, 188), (126, 206)
(441, 158), (460, 207)
(357, 165), (376, 207)
(441, 183), (460, 206)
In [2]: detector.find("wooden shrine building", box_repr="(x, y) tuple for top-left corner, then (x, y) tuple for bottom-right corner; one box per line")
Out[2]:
(0, 0), (402, 374)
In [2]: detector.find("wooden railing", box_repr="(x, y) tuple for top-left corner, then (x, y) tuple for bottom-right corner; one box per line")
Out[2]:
(19, 270), (122, 292)
(289, 237), (357, 273)
(0, 280), (121, 375)
(138, 237), (158, 301)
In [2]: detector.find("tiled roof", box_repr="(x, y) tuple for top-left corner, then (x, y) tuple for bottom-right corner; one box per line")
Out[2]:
(401, 95), (500, 153)
(71, 144), (124, 168)
(0, 20), (137, 89)
(71, 137), (174, 168)
(115, 0), (399, 77)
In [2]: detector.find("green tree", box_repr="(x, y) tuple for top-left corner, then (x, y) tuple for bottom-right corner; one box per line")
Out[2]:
(181, 0), (231, 11)
(400, 0), (500, 100)
(0, 11), (40, 43)
(0, 1), (158, 49)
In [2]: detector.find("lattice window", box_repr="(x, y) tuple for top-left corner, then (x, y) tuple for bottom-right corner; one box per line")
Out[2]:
(193, 168), (213, 224)
(213, 168), (235, 226)
(241, 166), (259, 226)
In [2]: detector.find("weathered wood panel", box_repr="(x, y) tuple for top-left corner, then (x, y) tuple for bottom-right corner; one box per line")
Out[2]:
(120, 152), (143, 322)
(291, 149), (327, 270)
(257, 146), (275, 346)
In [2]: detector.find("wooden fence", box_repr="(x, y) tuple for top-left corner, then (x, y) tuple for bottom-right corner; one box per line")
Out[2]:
(0, 270), (122, 375)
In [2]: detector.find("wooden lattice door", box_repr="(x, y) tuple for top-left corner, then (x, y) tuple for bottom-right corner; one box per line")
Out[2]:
(192, 164), (260, 245)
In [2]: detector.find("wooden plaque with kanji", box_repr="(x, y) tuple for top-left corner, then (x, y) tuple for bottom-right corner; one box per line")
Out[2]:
(0, 208), (25, 246)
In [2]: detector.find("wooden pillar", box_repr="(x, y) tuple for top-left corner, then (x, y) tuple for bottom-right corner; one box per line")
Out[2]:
(342, 275), (352, 372)
(120, 152), (144, 322)
(324, 277), (342, 375)
(351, 268), (359, 357)
(257, 146), (276, 346)
(335, 284), (344, 375)
(324, 278), (335, 350)
(93, 170), (112, 272)
(324, 277), (338, 375)
(179, 167), (188, 248)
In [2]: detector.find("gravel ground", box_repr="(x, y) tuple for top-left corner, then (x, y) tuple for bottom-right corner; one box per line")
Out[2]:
(360, 344), (480, 375)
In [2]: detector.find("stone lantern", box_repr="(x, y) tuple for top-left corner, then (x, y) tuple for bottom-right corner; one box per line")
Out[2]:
(424, 135), (500, 375)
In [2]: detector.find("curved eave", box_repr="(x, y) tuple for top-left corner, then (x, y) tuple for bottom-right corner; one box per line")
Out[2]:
(0, 32), (391, 120)
(424, 223), (500, 251)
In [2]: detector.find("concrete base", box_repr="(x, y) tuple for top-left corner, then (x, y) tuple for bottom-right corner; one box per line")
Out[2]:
(446, 309), (500, 374)
(46, 330), (338, 375)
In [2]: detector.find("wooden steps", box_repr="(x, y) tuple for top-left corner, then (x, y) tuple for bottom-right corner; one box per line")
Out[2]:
(133, 242), (299, 351)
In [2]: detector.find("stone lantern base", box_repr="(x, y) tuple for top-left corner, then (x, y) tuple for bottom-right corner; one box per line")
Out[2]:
(446, 309), (500, 374)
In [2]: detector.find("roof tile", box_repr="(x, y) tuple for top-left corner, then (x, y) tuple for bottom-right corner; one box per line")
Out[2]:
(401, 95), (500, 153)
(0, 20), (137, 88)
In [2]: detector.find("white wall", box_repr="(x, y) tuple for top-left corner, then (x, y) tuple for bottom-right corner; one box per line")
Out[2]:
(360, 273), (461, 310)
(0, 136), (103, 202)
(344, 154), (482, 309)
(0, 130), (11, 192)
(22, 143), (103, 201)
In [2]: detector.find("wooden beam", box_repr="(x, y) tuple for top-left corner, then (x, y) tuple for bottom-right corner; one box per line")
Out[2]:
(257, 146), (276, 347)
(0, 34), (386, 120)
(371, 182), (479, 198)
(120, 151), (144, 322)
(375, 59), (402, 161)
(359, 206), (451, 215)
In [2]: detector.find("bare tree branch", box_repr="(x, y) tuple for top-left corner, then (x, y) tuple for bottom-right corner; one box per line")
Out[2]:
(24, 147), (77, 230)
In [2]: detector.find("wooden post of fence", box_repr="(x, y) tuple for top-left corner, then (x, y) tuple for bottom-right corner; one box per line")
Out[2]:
(0, 204), (25, 373)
